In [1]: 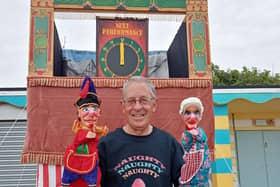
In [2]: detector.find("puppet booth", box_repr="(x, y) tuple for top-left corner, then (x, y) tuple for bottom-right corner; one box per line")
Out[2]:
(21, 0), (219, 186)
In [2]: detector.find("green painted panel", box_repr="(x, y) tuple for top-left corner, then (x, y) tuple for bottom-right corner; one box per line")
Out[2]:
(34, 16), (49, 70)
(54, 0), (85, 5)
(192, 21), (205, 36)
(54, 0), (120, 6)
(54, 0), (186, 9)
(155, 0), (186, 8)
(194, 55), (206, 71)
(91, 0), (119, 6)
(122, 0), (151, 7)
(192, 20), (206, 72)
(35, 16), (49, 31)
(35, 36), (47, 47)
(34, 53), (48, 69)
(194, 38), (204, 51)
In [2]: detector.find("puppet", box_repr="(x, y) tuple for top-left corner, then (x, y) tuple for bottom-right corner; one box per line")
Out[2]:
(61, 76), (108, 187)
(178, 97), (211, 187)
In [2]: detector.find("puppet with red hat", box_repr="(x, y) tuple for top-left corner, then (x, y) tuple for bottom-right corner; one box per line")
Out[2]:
(61, 76), (108, 187)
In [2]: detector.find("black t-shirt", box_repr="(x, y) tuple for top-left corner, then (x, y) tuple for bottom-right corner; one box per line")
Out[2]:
(98, 127), (184, 187)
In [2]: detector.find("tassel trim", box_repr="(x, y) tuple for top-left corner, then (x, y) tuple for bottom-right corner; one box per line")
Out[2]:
(20, 149), (214, 165)
(21, 151), (64, 165)
(27, 77), (212, 88)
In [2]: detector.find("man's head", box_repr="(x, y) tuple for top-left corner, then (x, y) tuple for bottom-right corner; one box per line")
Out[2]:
(122, 76), (156, 100)
(121, 76), (157, 135)
(179, 97), (204, 130)
(75, 76), (101, 128)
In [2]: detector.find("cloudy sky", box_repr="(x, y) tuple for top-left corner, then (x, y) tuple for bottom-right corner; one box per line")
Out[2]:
(208, 0), (280, 75)
(0, 0), (279, 87)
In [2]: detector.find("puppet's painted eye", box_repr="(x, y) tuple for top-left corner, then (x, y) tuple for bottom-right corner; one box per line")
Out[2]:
(184, 111), (191, 115)
(184, 110), (200, 116)
(194, 110), (200, 115)
(82, 107), (89, 112)
(92, 106), (98, 112)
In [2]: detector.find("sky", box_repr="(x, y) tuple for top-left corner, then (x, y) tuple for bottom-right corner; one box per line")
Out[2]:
(0, 0), (280, 87)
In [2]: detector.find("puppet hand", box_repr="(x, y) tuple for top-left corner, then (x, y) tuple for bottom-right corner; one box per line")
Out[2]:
(86, 131), (96, 139)
(187, 128), (199, 136)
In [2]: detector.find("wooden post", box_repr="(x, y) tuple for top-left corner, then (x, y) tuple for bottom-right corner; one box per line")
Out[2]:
(186, 0), (212, 79)
(29, 0), (54, 76)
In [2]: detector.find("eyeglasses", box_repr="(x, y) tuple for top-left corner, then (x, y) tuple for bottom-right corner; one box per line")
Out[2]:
(123, 97), (154, 107)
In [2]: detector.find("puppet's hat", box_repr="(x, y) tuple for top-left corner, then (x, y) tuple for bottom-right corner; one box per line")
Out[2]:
(179, 97), (204, 117)
(75, 76), (101, 107)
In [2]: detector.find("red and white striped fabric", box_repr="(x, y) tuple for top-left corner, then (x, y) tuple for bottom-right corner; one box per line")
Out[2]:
(37, 164), (64, 187)
(180, 149), (204, 184)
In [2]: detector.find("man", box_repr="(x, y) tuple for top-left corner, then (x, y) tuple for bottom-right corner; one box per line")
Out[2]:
(98, 76), (184, 187)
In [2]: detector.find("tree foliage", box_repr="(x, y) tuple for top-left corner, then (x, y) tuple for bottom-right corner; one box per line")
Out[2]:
(212, 64), (280, 87)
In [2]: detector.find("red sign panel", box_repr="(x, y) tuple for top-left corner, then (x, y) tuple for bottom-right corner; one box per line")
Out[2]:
(96, 17), (148, 77)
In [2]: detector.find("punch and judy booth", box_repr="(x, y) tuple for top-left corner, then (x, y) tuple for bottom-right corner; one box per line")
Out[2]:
(21, 0), (221, 186)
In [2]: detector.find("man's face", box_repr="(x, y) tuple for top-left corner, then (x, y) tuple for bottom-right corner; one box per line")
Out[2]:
(122, 82), (157, 132)
(78, 104), (101, 128)
(182, 106), (200, 130)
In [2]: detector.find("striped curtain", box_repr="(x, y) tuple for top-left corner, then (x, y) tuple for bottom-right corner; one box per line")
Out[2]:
(37, 164), (63, 187)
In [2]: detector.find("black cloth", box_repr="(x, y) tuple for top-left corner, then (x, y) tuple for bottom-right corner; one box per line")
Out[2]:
(53, 22), (65, 76)
(98, 126), (184, 187)
(167, 21), (189, 78)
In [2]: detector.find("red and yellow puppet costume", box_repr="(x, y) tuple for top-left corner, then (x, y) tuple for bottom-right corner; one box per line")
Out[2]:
(61, 76), (108, 187)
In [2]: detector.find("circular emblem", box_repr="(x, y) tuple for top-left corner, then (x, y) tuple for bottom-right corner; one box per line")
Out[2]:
(99, 37), (145, 77)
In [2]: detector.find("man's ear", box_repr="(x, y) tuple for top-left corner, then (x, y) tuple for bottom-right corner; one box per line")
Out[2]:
(120, 99), (125, 107)
(121, 99), (126, 113)
(152, 99), (158, 112)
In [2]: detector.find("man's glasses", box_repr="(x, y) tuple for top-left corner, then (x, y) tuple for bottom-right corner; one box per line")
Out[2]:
(123, 97), (154, 107)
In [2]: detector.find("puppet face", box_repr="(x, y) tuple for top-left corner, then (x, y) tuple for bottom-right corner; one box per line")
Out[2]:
(78, 104), (101, 128)
(182, 106), (201, 130)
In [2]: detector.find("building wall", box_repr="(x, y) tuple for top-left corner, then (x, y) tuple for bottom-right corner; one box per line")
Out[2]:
(1, 89), (280, 187)
(227, 99), (280, 187)
(212, 88), (280, 187)
(0, 104), (26, 120)
(212, 105), (234, 187)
